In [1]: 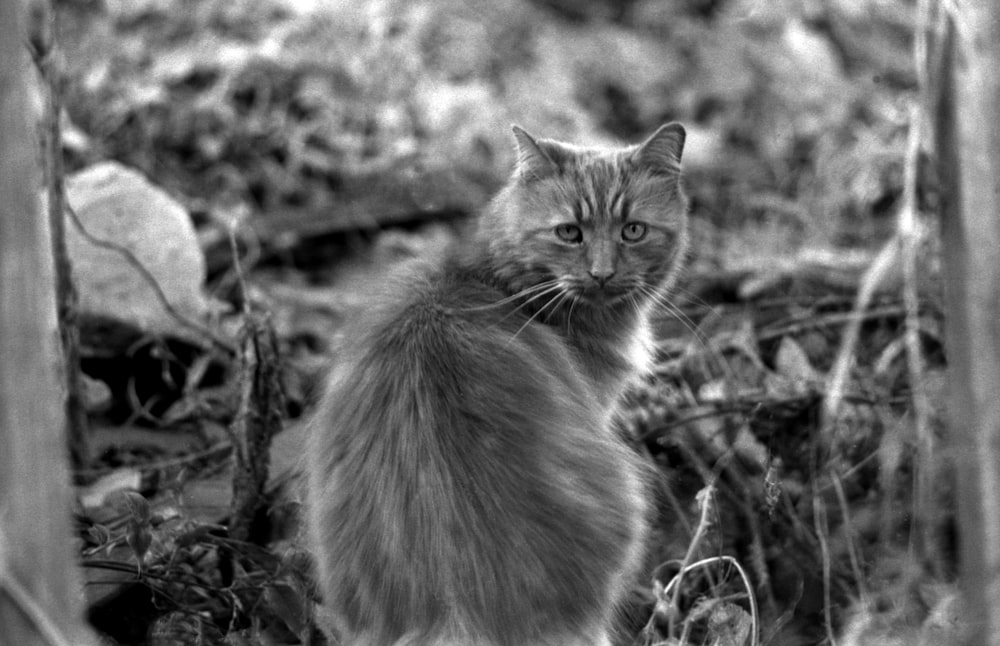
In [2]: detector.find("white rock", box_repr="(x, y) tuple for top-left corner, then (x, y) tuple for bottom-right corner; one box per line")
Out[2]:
(64, 162), (211, 339)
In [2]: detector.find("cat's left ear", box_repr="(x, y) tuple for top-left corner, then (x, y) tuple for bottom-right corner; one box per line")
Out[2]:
(511, 125), (559, 180)
(633, 123), (686, 177)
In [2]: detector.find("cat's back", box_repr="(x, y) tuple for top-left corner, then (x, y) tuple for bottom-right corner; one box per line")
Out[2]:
(306, 257), (647, 646)
(317, 257), (583, 417)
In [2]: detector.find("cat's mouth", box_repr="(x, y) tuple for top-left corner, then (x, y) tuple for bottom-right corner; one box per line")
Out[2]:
(574, 284), (631, 306)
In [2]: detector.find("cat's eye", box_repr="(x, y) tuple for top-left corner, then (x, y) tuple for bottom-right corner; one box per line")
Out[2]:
(621, 222), (647, 242)
(555, 224), (583, 244)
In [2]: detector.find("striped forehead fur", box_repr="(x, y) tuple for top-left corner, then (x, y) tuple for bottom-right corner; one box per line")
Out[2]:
(543, 153), (683, 228)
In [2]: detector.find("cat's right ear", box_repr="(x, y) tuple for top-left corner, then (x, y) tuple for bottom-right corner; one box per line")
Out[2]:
(633, 122), (686, 178)
(512, 125), (558, 180)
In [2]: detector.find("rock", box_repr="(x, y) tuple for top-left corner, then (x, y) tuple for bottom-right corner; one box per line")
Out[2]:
(64, 162), (214, 343)
(82, 374), (113, 413)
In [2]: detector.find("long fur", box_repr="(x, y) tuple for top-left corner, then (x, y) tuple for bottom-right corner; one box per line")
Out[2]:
(306, 124), (690, 646)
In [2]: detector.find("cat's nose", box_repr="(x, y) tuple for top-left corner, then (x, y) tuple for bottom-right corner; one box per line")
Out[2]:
(589, 270), (615, 287)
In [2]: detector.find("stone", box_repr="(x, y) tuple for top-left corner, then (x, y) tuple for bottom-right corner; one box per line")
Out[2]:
(64, 162), (213, 342)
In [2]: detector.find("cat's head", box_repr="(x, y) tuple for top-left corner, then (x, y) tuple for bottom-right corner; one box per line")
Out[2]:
(481, 124), (689, 309)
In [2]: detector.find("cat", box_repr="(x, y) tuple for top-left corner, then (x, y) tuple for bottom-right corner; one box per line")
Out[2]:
(305, 122), (690, 646)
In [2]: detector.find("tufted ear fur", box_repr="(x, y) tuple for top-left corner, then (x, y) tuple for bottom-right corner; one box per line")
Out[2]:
(511, 125), (559, 180)
(633, 122), (685, 177)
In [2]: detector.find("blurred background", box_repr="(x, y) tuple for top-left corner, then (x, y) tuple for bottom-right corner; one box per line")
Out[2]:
(56, 0), (918, 258)
(48, 1), (955, 645)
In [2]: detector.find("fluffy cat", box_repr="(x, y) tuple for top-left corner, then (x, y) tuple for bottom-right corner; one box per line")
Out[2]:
(305, 123), (690, 646)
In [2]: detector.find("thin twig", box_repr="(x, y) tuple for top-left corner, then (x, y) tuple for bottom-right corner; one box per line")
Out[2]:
(758, 303), (906, 344)
(64, 203), (237, 355)
(225, 222), (283, 545)
(228, 220), (253, 319)
(831, 470), (867, 603)
(823, 239), (900, 423)
(74, 440), (232, 480)
(640, 391), (899, 443)
(660, 555), (760, 646)
(813, 492), (838, 646)
(667, 483), (717, 639)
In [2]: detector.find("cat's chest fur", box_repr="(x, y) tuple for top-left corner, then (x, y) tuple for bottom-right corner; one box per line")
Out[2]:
(625, 314), (656, 379)
(562, 307), (656, 410)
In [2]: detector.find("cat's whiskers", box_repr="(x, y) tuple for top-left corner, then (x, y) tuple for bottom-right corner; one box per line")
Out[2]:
(551, 278), (577, 331)
(494, 281), (567, 326)
(459, 279), (561, 313)
(636, 283), (710, 351)
(671, 285), (715, 311)
(636, 282), (683, 323)
(625, 290), (644, 322)
(549, 289), (575, 323)
(529, 286), (569, 323)
(459, 279), (569, 332)
(564, 293), (581, 334)
(506, 286), (570, 345)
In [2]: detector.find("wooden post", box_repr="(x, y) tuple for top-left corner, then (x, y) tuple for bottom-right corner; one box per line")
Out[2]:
(0, 0), (97, 643)
(935, 5), (1000, 643)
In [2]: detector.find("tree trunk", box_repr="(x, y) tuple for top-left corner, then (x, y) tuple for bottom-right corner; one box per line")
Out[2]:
(0, 0), (97, 643)
(935, 5), (1000, 644)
